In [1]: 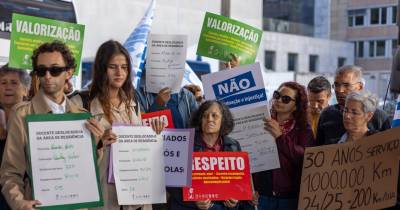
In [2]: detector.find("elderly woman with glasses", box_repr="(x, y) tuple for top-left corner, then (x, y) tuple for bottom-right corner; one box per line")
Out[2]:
(338, 90), (378, 143)
(249, 81), (314, 210)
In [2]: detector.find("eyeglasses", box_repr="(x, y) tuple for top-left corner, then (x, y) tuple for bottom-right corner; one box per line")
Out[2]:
(34, 66), (68, 77)
(343, 107), (364, 116)
(332, 82), (360, 89)
(273, 91), (296, 104)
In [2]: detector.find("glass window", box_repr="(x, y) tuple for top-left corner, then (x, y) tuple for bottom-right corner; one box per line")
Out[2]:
(348, 16), (354, 27)
(338, 57), (346, 68)
(370, 8), (380, 24)
(381, 7), (387, 24)
(348, 9), (366, 27)
(288, 53), (298, 72)
(376, 40), (386, 56)
(356, 41), (364, 58)
(355, 15), (364, 25)
(369, 41), (375, 57)
(264, 50), (276, 71)
(393, 6), (397, 24)
(309, 55), (318, 73)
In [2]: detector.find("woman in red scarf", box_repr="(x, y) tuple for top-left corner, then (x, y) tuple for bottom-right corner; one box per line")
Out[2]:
(250, 81), (314, 210)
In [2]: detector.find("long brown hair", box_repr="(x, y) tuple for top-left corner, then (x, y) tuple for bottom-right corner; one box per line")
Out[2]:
(89, 40), (135, 124)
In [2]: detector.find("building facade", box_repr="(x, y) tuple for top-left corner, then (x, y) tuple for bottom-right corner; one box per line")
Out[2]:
(331, 0), (398, 99)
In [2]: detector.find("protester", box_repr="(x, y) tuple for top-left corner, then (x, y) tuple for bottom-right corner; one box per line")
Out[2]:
(338, 90), (399, 209)
(0, 41), (105, 210)
(307, 76), (331, 137)
(316, 65), (391, 145)
(249, 82), (314, 210)
(0, 64), (31, 156)
(0, 64), (31, 210)
(169, 100), (240, 210)
(71, 40), (163, 210)
(136, 69), (198, 129)
(338, 90), (378, 143)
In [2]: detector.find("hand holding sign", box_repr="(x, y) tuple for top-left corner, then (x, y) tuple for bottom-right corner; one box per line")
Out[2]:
(224, 53), (240, 69)
(102, 128), (117, 146)
(263, 118), (282, 139)
(155, 87), (172, 106)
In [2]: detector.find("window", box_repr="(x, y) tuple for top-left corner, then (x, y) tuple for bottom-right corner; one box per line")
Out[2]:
(370, 7), (392, 25)
(309, 55), (318, 73)
(376, 40), (386, 56)
(348, 9), (366, 27)
(355, 41), (364, 58)
(264, 50), (276, 71)
(338, 57), (346, 68)
(369, 40), (387, 57)
(381, 7), (387, 24)
(288, 53), (298, 72)
(369, 41), (375, 57)
(370, 8), (380, 24)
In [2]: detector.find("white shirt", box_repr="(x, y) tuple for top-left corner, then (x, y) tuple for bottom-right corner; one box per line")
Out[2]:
(44, 95), (67, 114)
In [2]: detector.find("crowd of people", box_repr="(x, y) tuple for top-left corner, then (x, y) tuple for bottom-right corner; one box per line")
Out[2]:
(0, 39), (398, 210)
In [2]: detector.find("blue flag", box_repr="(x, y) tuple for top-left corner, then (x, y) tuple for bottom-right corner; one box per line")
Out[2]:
(124, 0), (156, 88)
(391, 95), (400, 128)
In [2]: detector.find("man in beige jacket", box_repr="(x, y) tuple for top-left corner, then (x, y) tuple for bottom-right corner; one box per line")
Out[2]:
(0, 41), (104, 210)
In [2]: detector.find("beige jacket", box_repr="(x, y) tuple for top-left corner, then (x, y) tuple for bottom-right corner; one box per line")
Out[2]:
(0, 90), (86, 210)
(71, 95), (151, 210)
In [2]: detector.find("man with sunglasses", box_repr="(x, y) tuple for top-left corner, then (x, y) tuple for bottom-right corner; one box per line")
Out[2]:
(316, 65), (391, 146)
(0, 41), (105, 210)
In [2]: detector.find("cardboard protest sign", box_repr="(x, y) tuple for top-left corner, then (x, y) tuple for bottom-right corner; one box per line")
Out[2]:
(183, 152), (252, 201)
(9, 13), (84, 75)
(298, 127), (400, 210)
(202, 62), (267, 110)
(162, 128), (194, 187)
(202, 63), (279, 172)
(145, 34), (187, 93)
(141, 110), (175, 128)
(197, 12), (262, 65)
(26, 113), (102, 209)
(112, 125), (166, 205)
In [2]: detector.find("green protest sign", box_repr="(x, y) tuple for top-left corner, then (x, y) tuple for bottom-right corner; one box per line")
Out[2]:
(9, 13), (85, 75)
(197, 12), (262, 65)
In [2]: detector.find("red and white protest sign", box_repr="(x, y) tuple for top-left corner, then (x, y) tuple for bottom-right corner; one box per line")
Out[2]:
(141, 110), (175, 128)
(183, 152), (252, 201)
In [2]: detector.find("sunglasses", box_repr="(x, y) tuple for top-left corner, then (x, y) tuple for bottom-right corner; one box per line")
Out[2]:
(34, 66), (68, 77)
(273, 91), (296, 104)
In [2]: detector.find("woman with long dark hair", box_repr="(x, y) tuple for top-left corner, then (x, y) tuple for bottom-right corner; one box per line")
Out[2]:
(72, 40), (162, 210)
(250, 81), (314, 210)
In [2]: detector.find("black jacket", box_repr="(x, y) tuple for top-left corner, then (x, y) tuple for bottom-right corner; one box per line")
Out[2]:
(316, 104), (391, 146)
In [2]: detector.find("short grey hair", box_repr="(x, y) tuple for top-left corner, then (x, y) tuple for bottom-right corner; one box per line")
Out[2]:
(0, 64), (31, 88)
(336, 65), (363, 83)
(345, 90), (378, 113)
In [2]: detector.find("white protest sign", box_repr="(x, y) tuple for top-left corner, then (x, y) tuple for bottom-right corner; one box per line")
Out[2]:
(202, 63), (280, 172)
(146, 34), (187, 93)
(112, 125), (166, 205)
(229, 105), (280, 173)
(27, 113), (101, 208)
(162, 128), (194, 187)
(202, 62), (267, 110)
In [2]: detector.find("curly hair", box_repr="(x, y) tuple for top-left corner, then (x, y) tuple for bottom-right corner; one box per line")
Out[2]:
(31, 40), (76, 70)
(89, 40), (135, 124)
(190, 100), (234, 136)
(278, 81), (309, 129)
